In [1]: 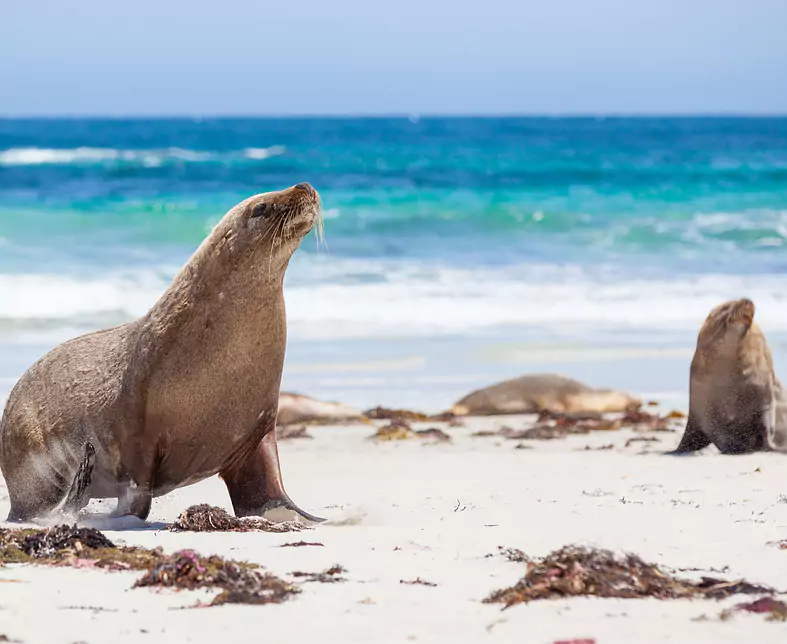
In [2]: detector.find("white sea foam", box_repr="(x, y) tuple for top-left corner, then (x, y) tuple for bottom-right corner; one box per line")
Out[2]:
(2, 263), (787, 343)
(243, 145), (286, 160)
(0, 146), (286, 166)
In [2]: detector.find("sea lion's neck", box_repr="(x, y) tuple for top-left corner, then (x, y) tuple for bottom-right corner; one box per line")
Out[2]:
(140, 215), (292, 361)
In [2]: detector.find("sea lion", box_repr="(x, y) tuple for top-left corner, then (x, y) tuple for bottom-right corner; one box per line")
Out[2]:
(450, 374), (640, 416)
(0, 183), (324, 523)
(277, 392), (363, 426)
(671, 298), (777, 455)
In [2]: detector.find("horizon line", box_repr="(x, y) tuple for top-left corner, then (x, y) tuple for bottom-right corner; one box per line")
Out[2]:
(1, 112), (787, 120)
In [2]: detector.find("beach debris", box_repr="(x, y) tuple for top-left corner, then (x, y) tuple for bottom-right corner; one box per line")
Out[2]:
(0, 524), (160, 570)
(495, 546), (530, 563)
(290, 564), (346, 583)
(625, 436), (660, 448)
(277, 426), (313, 440)
(768, 540), (787, 550)
(400, 577), (438, 587)
(720, 597), (787, 622)
(580, 444), (615, 451)
(135, 549), (298, 606)
(277, 392), (363, 426)
(363, 406), (429, 422)
(472, 408), (677, 442)
(369, 420), (415, 441)
(368, 421), (452, 443)
(415, 427), (452, 442)
(171, 504), (309, 533)
(280, 541), (324, 548)
(0, 524), (339, 608)
(485, 545), (775, 608)
(21, 524), (114, 558)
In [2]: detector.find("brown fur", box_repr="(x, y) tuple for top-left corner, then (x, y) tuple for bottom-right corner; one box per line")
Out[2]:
(0, 183), (323, 523)
(672, 298), (777, 455)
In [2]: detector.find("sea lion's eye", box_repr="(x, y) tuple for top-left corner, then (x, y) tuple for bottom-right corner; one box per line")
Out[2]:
(250, 202), (270, 219)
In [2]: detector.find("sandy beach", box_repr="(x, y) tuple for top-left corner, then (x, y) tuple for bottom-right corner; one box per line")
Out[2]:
(1, 408), (786, 644)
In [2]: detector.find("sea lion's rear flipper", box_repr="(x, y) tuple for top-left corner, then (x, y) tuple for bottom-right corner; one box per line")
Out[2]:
(221, 428), (325, 525)
(61, 442), (96, 515)
(667, 415), (711, 455)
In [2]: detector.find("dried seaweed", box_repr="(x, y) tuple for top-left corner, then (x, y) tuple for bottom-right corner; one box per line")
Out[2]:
(415, 428), (452, 442)
(0, 524), (160, 570)
(134, 549), (298, 606)
(363, 407), (429, 422)
(400, 577), (438, 587)
(369, 421), (453, 443)
(485, 545), (775, 608)
(0, 524), (333, 608)
(369, 421), (415, 441)
(290, 565), (346, 583)
(721, 597), (787, 622)
(496, 546), (531, 563)
(473, 408), (677, 442)
(171, 504), (308, 533)
(280, 541), (324, 548)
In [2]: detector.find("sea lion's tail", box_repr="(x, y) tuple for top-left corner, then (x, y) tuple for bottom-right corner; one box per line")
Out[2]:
(61, 441), (96, 515)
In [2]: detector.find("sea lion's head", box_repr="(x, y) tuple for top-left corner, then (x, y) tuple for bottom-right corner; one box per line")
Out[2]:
(697, 298), (756, 350)
(213, 182), (322, 280)
(245, 182), (321, 246)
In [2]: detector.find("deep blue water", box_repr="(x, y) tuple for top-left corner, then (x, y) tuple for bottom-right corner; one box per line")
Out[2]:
(1, 117), (787, 343)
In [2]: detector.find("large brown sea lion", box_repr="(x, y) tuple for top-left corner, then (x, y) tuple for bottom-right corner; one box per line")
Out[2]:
(0, 183), (324, 523)
(671, 298), (779, 455)
(450, 374), (640, 416)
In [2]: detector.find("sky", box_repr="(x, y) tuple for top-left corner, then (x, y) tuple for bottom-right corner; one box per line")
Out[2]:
(3, 0), (787, 116)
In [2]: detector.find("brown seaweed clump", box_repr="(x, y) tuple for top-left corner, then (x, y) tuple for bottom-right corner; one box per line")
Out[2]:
(0, 525), (161, 570)
(363, 407), (430, 422)
(369, 421), (452, 443)
(290, 565), (346, 583)
(415, 428), (452, 443)
(721, 597), (787, 622)
(473, 408), (677, 442)
(485, 545), (775, 608)
(134, 549), (298, 606)
(172, 504), (308, 533)
(369, 421), (415, 441)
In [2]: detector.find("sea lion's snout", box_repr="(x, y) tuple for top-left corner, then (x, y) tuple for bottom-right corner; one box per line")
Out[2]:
(294, 182), (317, 198)
(730, 298), (755, 328)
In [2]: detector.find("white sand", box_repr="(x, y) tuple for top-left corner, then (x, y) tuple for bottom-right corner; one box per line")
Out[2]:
(1, 414), (786, 644)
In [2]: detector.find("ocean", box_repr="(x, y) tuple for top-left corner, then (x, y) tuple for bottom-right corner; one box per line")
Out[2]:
(2, 117), (787, 411)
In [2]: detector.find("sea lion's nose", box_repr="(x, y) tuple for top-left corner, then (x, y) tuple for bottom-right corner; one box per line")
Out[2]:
(294, 182), (315, 197)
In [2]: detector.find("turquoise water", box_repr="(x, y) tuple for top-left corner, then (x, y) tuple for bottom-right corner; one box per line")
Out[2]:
(2, 117), (787, 407)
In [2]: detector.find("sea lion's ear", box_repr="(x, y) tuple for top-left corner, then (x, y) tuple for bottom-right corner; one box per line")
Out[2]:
(250, 202), (270, 219)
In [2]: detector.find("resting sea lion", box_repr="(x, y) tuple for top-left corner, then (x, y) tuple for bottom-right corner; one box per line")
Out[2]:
(671, 298), (777, 455)
(277, 393), (363, 426)
(450, 374), (640, 416)
(0, 183), (324, 523)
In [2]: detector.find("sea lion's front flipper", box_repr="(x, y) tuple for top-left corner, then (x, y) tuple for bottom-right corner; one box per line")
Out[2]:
(61, 442), (96, 515)
(221, 428), (324, 525)
(667, 414), (711, 455)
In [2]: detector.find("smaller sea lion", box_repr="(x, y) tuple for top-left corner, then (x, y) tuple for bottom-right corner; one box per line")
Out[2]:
(450, 374), (640, 416)
(671, 298), (777, 455)
(277, 393), (363, 426)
